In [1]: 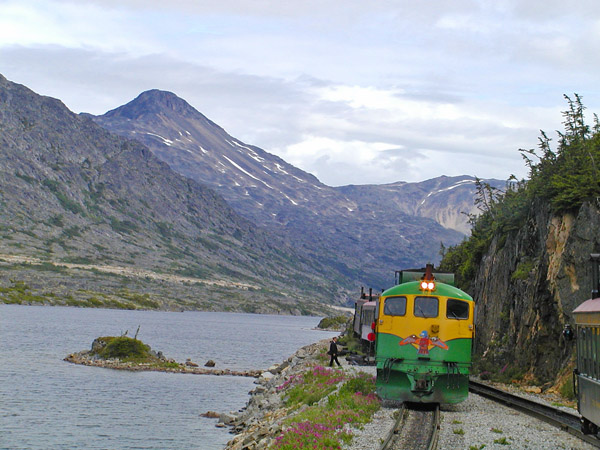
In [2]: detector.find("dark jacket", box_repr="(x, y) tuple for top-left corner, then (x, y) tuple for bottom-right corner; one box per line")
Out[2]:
(329, 340), (338, 356)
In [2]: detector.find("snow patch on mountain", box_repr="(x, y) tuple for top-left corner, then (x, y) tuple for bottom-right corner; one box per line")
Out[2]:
(222, 155), (274, 189)
(145, 132), (173, 146)
(419, 179), (474, 206)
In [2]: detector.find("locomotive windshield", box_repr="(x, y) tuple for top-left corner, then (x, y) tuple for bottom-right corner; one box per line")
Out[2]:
(384, 296), (406, 316)
(446, 299), (469, 320)
(414, 296), (438, 318)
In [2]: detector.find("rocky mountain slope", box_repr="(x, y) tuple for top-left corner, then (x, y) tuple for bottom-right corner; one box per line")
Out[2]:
(0, 74), (342, 314)
(92, 90), (500, 287)
(337, 176), (499, 235)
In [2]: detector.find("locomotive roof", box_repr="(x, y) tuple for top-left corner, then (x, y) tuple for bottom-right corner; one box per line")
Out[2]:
(573, 297), (600, 325)
(573, 298), (600, 313)
(381, 280), (473, 301)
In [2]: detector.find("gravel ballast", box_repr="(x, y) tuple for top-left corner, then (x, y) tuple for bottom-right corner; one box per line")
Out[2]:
(344, 366), (595, 450)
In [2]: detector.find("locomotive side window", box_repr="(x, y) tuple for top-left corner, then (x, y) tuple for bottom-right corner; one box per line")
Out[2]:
(591, 327), (600, 380)
(414, 296), (438, 318)
(579, 326), (597, 378)
(447, 299), (469, 320)
(384, 296), (407, 316)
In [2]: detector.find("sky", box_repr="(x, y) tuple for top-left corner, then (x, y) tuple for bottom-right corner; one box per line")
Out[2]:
(1, 0), (599, 187)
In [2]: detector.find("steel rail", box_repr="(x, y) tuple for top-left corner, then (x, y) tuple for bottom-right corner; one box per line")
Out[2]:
(380, 403), (440, 450)
(379, 404), (406, 450)
(427, 404), (440, 450)
(469, 379), (600, 448)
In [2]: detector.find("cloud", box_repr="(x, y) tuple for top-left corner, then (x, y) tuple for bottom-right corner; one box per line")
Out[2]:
(1, 0), (599, 187)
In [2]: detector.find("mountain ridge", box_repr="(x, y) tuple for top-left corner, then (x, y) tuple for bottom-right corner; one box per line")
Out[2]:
(0, 73), (343, 314)
(93, 89), (502, 287)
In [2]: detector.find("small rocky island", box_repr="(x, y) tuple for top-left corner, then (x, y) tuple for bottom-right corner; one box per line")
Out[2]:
(65, 335), (260, 377)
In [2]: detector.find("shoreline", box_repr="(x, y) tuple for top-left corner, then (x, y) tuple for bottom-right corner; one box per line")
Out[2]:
(220, 337), (344, 450)
(64, 351), (262, 378)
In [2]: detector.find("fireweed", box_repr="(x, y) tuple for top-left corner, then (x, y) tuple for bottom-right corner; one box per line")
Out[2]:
(272, 367), (379, 450)
(280, 365), (346, 407)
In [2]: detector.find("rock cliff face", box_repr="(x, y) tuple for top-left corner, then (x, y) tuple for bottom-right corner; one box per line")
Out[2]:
(472, 200), (600, 382)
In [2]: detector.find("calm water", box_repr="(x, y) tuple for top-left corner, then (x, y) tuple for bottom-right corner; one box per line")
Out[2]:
(0, 305), (338, 450)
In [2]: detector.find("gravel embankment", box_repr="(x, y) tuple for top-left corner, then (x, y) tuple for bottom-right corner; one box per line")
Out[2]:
(345, 366), (595, 450)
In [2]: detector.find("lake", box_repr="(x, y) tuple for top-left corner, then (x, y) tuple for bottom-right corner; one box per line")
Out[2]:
(0, 304), (339, 449)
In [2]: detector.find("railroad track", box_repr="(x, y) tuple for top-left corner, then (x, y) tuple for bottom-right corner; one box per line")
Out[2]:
(469, 379), (600, 448)
(380, 403), (440, 450)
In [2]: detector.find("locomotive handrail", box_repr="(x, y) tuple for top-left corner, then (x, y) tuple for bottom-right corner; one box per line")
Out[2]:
(381, 357), (404, 383)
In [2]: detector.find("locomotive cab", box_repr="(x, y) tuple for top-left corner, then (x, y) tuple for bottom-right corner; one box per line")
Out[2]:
(375, 264), (475, 404)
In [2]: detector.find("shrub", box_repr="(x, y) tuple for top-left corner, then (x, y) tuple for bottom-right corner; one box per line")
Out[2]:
(96, 336), (150, 360)
(338, 372), (376, 396)
(317, 315), (349, 330)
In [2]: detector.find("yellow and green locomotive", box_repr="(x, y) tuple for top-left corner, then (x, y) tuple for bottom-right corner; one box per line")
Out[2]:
(375, 264), (475, 403)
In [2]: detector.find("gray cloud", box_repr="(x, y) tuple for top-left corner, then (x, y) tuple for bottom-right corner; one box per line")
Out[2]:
(1, 1), (600, 186)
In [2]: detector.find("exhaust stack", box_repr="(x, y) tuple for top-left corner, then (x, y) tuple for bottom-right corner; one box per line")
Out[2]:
(591, 254), (600, 299)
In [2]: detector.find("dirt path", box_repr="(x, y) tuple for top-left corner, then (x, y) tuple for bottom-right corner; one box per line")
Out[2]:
(0, 253), (257, 290)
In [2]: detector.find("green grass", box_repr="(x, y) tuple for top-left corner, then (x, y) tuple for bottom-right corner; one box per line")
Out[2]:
(282, 366), (346, 407)
(274, 368), (379, 450)
(559, 374), (575, 400)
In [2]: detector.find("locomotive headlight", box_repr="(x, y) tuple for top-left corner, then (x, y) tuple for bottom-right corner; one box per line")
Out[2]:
(420, 280), (436, 290)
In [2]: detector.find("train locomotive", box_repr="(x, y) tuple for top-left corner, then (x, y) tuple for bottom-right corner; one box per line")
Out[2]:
(374, 264), (475, 404)
(572, 253), (600, 435)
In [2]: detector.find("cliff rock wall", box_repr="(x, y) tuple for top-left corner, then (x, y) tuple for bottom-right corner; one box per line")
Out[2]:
(472, 201), (600, 382)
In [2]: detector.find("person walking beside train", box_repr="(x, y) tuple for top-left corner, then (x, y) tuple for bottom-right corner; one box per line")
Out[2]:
(328, 336), (341, 367)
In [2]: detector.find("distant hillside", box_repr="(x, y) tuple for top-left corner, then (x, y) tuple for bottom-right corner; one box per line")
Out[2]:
(0, 74), (344, 314)
(92, 90), (492, 288)
(336, 176), (505, 236)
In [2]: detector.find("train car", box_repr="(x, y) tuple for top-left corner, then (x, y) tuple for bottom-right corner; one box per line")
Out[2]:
(375, 264), (475, 404)
(572, 253), (600, 435)
(353, 287), (379, 339)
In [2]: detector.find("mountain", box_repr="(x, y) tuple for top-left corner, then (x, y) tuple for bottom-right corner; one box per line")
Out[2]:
(336, 176), (506, 236)
(0, 74), (343, 314)
(92, 90), (500, 287)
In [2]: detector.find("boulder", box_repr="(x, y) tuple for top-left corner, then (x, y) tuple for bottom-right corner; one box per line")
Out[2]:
(205, 360), (216, 367)
(218, 412), (237, 425)
(259, 371), (274, 381)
